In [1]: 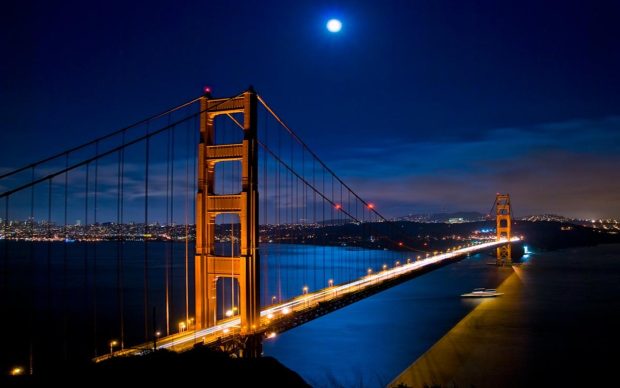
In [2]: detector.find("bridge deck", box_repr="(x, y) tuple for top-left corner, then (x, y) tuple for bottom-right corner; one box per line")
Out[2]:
(94, 238), (520, 362)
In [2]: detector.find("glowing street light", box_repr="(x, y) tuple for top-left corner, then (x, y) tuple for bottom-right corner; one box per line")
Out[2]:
(382, 264), (388, 271)
(302, 286), (309, 307)
(328, 279), (334, 287)
(225, 309), (234, 317)
(10, 366), (24, 376)
(367, 268), (372, 275)
(154, 331), (161, 351)
(271, 295), (277, 305)
(109, 340), (118, 355)
(178, 321), (186, 333)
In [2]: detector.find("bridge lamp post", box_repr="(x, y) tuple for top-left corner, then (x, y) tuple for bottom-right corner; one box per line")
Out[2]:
(272, 295), (277, 305)
(109, 340), (118, 356)
(153, 331), (161, 351)
(303, 286), (309, 307)
(178, 321), (186, 333)
(10, 366), (24, 376)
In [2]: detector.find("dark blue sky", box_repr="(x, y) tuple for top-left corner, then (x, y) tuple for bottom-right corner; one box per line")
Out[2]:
(2, 0), (619, 218)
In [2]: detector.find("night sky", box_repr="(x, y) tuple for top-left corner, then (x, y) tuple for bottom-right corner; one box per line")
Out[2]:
(2, 0), (619, 219)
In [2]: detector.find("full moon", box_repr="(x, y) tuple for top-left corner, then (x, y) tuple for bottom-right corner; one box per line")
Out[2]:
(326, 19), (342, 33)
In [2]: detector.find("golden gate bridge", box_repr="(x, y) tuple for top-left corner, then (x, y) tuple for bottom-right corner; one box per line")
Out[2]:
(0, 87), (517, 371)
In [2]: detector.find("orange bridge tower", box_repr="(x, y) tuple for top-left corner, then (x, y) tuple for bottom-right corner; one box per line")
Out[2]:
(495, 193), (512, 266)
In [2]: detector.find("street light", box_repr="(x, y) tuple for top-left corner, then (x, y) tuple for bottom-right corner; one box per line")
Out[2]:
(109, 340), (118, 355)
(382, 264), (387, 271)
(302, 286), (309, 307)
(178, 321), (186, 333)
(153, 331), (161, 351)
(271, 295), (277, 305)
(328, 279), (334, 287)
(10, 366), (24, 376)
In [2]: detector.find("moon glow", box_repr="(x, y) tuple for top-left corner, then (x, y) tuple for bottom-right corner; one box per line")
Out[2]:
(326, 19), (342, 33)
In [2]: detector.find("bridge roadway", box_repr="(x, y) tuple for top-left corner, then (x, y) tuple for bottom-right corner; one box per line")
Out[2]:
(95, 238), (520, 362)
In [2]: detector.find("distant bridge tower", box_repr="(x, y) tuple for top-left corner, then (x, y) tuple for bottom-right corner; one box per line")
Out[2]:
(495, 193), (512, 266)
(195, 88), (261, 356)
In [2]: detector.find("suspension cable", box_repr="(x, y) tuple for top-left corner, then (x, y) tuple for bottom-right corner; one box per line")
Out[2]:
(0, 97), (202, 181)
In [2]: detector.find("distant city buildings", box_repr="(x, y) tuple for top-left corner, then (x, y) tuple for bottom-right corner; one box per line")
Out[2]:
(1, 212), (618, 242)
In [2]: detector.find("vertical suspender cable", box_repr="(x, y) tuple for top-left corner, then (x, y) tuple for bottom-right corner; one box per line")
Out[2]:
(62, 154), (69, 361)
(192, 116), (197, 323)
(262, 108), (268, 307)
(83, 163), (90, 355)
(144, 125), (150, 340)
(118, 131), (126, 349)
(29, 167), (35, 375)
(169, 124), (175, 332)
(92, 142), (99, 357)
(2, 197), (7, 289)
(62, 154), (69, 360)
(46, 178), (52, 360)
(165, 121), (171, 335)
(184, 120), (190, 324)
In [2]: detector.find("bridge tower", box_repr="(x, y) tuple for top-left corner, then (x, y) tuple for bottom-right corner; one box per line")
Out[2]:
(495, 193), (512, 266)
(195, 88), (261, 355)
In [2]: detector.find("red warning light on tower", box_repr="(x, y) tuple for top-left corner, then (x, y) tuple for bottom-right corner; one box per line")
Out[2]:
(203, 85), (212, 94)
